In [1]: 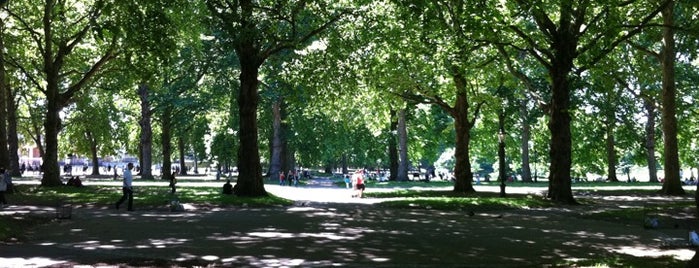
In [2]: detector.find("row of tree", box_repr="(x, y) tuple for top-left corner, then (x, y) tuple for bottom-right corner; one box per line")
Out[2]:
(0, 1), (697, 203)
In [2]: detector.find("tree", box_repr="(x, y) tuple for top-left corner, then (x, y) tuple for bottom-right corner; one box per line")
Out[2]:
(62, 91), (124, 175)
(6, 0), (118, 186)
(497, 0), (670, 203)
(206, 0), (354, 196)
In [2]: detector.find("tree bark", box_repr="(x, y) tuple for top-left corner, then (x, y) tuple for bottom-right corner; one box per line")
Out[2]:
(178, 136), (187, 175)
(41, 82), (63, 186)
(388, 109), (398, 181)
(644, 98), (659, 183)
(233, 51), (266, 196)
(542, 9), (577, 203)
(452, 91), (475, 193)
(659, 1), (684, 195)
(498, 110), (507, 197)
(520, 98), (532, 182)
(0, 16), (9, 170)
(605, 111), (618, 182)
(161, 107), (173, 181)
(269, 98), (284, 180)
(7, 86), (20, 177)
(396, 108), (409, 181)
(87, 130), (100, 175)
(138, 83), (154, 180)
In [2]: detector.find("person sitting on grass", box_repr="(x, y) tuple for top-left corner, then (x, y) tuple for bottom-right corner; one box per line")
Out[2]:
(222, 180), (233, 195)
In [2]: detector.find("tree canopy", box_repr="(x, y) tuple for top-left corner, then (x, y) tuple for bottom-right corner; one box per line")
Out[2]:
(0, 0), (697, 202)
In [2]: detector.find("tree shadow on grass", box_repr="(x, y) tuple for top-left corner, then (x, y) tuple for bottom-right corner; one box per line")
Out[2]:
(0, 200), (691, 267)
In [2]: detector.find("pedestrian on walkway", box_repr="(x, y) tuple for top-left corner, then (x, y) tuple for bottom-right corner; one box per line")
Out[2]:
(0, 167), (8, 208)
(352, 170), (366, 198)
(169, 173), (177, 194)
(115, 163), (134, 211)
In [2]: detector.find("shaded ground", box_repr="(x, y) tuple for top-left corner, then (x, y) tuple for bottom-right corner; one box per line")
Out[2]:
(0, 177), (696, 267)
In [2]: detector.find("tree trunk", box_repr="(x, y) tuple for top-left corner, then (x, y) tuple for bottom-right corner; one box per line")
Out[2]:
(520, 98), (532, 182)
(644, 98), (659, 183)
(396, 108), (409, 181)
(498, 110), (507, 197)
(87, 131), (100, 175)
(659, 1), (684, 195)
(161, 107), (173, 181)
(0, 18), (9, 170)
(41, 88), (63, 186)
(138, 83), (154, 180)
(269, 98), (284, 180)
(340, 155), (347, 175)
(452, 91), (475, 193)
(178, 136), (187, 175)
(605, 112), (618, 182)
(389, 109), (399, 181)
(233, 54), (266, 196)
(544, 21), (577, 203)
(7, 86), (20, 177)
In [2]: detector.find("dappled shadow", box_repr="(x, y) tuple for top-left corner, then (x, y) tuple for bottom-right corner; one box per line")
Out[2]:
(0, 200), (692, 267)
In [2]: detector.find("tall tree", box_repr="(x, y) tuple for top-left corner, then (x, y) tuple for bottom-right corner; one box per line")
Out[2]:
(498, 0), (670, 203)
(206, 0), (354, 196)
(7, 0), (118, 186)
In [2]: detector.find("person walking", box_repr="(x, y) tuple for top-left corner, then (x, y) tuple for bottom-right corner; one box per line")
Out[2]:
(115, 163), (134, 211)
(0, 167), (8, 208)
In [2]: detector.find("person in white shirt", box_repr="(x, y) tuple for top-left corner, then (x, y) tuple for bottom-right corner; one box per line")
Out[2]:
(115, 163), (134, 211)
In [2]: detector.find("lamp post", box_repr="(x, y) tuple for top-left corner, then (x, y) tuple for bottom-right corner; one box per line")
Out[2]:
(498, 129), (506, 197)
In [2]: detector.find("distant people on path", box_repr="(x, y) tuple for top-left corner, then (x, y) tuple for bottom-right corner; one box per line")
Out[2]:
(287, 170), (295, 186)
(351, 170), (366, 198)
(222, 180), (233, 195)
(115, 163), (134, 211)
(279, 171), (286, 186)
(344, 174), (351, 189)
(0, 167), (9, 207)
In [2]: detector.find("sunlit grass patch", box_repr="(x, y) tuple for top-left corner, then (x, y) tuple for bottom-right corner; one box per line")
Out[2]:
(554, 253), (684, 268)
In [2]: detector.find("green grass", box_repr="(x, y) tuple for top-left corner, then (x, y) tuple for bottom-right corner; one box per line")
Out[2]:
(368, 190), (552, 211)
(0, 216), (53, 242)
(10, 184), (293, 208)
(553, 254), (686, 268)
(581, 201), (696, 227)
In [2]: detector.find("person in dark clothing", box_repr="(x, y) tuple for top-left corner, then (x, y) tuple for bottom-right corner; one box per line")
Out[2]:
(222, 180), (233, 195)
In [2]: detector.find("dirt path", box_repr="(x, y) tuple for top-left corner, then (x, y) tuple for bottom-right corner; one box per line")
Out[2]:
(0, 178), (696, 267)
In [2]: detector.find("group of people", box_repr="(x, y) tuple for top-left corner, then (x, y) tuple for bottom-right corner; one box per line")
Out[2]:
(279, 170), (301, 187)
(344, 170), (366, 198)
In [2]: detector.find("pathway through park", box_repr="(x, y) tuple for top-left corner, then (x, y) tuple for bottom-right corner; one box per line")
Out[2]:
(0, 177), (696, 267)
